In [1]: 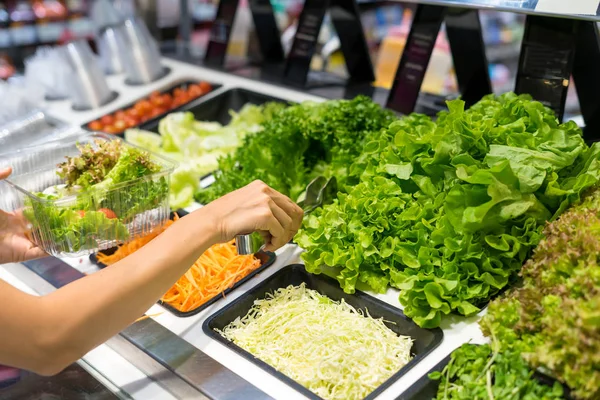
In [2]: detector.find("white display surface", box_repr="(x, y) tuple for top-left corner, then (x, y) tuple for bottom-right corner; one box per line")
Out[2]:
(1, 58), (490, 400)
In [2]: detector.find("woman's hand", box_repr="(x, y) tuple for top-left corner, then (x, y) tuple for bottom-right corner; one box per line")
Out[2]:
(0, 167), (46, 264)
(202, 180), (304, 252)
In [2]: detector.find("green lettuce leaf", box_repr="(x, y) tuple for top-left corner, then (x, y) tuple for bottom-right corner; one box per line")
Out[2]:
(298, 92), (600, 328)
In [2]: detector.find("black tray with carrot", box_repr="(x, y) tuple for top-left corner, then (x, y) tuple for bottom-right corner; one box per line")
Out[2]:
(89, 209), (276, 317)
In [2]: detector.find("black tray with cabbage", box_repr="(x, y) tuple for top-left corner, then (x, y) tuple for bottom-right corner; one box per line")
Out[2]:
(204, 264), (443, 400)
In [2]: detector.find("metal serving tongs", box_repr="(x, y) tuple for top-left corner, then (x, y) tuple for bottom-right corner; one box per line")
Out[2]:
(235, 176), (338, 255)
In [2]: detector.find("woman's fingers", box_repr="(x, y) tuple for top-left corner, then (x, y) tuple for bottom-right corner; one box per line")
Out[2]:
(260, 211), (286, 251)
(268, 199), (293, 233)
(263, 186), (304, 231)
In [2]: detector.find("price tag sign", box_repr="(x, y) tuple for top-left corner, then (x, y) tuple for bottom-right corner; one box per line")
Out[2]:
(284, 0), (374, 86)
(284, 0), (328, 85)
(204, 0), (240, 66)
(445, 9), (492, 108)
(249, 0), (284, 62)
(386, 5), (445, 115)
(515, 15), (577, 121)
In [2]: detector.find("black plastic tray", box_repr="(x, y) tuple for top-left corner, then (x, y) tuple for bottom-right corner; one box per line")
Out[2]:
(82, 79), (221, 135)
(159, 250), (276, 318)
(138, 87), (292, 132)
(203, 264), (444, 400)
(89, 209), (277, 318)
(396, 347), (573, 400)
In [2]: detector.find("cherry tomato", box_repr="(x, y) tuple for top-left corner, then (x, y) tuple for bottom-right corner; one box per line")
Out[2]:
(134, 100), (152, 115)
(188, 84), (203, 98)
(114, 110), (127, 120)
(100, 115), (115, 125)
(88, 120), (103, 131)
(171, 97), (183, 109)
(176, 93), (190, 104)
(113, 120), (127, 131)
(173, 87), (185, 98)
(124, 116), (140, 128)
(76, 210), (86, 218)
(160, 94), (172, 109)
(126, 108), (141, 119)
(98, 208), (117, 219)
(150, 107), (167, 118)
(199, 82), (212, 92)
(150, 95), (165, 107)
(103, 125), (119, 134)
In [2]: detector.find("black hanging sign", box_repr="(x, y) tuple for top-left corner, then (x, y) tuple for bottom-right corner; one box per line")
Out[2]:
(205, 0), (284, 66)
(445, 9), (492, 109)
(284, 0), (328, 85)
(249, 0), (284, 63)
(515, 15), (578, 122)
(204, 0), (239, 66)
(386, 5), (445, 115)
(572, 21), (600, 141)
(284, 0), (374, 86)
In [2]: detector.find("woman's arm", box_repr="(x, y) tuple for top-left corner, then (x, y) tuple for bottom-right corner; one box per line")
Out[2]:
(0, 180), (303, 375)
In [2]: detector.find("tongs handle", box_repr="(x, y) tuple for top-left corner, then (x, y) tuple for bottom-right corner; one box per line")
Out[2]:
(235, 233), (264, 255)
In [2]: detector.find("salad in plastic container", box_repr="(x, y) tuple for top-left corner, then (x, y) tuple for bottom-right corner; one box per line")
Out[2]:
(0, 133), (177, 257)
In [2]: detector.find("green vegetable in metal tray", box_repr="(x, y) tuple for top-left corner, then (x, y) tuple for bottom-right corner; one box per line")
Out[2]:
(481, 187), (600, 399)
(195, 96), (396, 204)
(126, 103), (286, 209)
(297, 93), (600, 328)
(430, 343), (565, 400)
(218, 283), (413, 400)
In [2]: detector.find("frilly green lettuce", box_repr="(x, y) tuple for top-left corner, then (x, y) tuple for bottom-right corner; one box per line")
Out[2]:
(297, 93), (600, 328)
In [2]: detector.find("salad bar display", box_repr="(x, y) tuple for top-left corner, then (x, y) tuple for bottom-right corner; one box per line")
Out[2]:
(2, 17), (600, 396)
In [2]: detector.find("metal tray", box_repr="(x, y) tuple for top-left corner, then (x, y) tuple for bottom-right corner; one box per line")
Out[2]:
(89, 208), (277, 318)
(138, 87), (292, 132)
(396, 346), (573, 400)
(203, 264), (444, 400)
(82, 80), (221, 135)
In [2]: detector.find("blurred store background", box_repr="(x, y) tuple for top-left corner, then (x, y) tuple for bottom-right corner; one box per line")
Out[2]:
(0, 0), (583, 117)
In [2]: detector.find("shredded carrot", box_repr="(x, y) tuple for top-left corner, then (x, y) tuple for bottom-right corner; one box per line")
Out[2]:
(96, 213), (262, 313)
(160, 240), (260, 312)
(97, 215), (179, 266)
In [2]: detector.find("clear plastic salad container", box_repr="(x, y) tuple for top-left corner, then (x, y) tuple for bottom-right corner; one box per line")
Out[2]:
(0, 132), (177, 257)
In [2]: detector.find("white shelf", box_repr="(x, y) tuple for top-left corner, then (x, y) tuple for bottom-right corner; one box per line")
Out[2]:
(395, 0), (600, 21)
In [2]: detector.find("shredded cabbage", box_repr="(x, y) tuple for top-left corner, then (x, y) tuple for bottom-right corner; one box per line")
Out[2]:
(218, 283), (413, 400)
